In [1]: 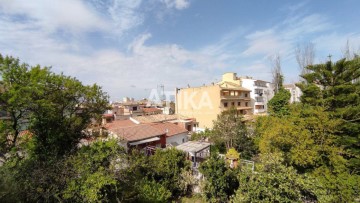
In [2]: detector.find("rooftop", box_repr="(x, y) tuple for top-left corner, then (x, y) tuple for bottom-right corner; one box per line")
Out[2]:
(176, 141), (211, 153)
(132, 114), (189, 123)
(104, 119), (137, 129)
(151, 122), (188, 137)
(106, 124), (164, 142)
(142, 107), (163, 113)
(284, 84), (297, 88)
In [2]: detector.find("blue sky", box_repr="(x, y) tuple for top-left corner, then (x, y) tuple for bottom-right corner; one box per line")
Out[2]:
(0, 0), (360, 101)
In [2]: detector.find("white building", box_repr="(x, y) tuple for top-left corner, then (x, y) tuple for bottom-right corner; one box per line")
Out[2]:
(239, 76), (275, 114)
(284, 84), (302, 103)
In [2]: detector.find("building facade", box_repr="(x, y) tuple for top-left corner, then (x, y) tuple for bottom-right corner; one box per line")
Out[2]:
(175, 73), (252, 129)
(240, 76), (274, 114)
(284, 84), (302, 103)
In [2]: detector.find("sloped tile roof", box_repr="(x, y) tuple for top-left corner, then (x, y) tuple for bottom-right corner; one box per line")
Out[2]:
(142, 108), (163, 113)
(104, 119), (137, 129)
(132, 114), (189, 123)
(150, 122), (188, 137)
(104, 120), (164, 142)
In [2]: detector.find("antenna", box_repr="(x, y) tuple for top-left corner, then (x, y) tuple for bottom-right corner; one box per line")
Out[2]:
(327, 54), (332, 62)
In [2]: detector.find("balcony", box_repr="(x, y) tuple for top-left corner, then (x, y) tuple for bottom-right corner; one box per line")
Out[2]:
(254, 101), (264, 105)
(221, 95), (250, 100)
(254, 109), (266, 113)
(221, 95), (240, 99)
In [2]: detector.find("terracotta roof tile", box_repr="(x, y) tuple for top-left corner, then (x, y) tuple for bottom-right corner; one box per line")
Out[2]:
(104, 119), (137, 129)
(108, 124), (164, 142)
(132, 114), (189, 123)
(151, 122), (188, 137)
(104, 119), (165, 142)
(142, 108), (162, 113)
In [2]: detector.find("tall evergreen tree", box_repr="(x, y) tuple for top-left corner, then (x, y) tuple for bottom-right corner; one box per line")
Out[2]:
(297, 57), (360, 173)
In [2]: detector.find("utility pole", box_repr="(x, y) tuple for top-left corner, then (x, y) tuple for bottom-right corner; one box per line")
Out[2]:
(160, 84), (165, 102)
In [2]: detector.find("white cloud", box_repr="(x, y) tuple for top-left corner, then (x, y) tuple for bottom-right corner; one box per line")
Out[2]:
(0, 14), (226, 100)
(0, 0), (109, 33)
(108, 0), (144, 35)
(241, 29), (291, 57)
(161, 0), (190, 10)
(313, 32), (360, 61)
(241, 14), (332, 59)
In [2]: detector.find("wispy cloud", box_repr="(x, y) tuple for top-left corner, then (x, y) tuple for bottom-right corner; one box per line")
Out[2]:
(0, 0), (109, 34)
(161, 0), (190, 10)
(107, 0), (143, 35)
(242, 13), (332, 59)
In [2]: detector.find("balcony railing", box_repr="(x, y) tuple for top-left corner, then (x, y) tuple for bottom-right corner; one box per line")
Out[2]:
(254, 109), (266, 113)
(221, 95), (250, 99)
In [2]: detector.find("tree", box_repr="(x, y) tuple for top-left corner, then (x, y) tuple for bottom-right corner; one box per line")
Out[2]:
(62, 140), (125, 202)
(0, 54), (109, 158)
(267, 87), (291, 117)
(232, 153), (316, 203)
(255, 105), (360, 201)
(0, 55), (33, 152)
(0, 54), (109, 202)
(199, 153), (239, 202)
(295, 42), (315, 77)
(212, 107), (246, 150)
(269, 54), (283, 94)
(297, 57), (360, 173)
(257, 104), (345, 172)
(148, 148), (191, 197)
(138, 179), (171, 203)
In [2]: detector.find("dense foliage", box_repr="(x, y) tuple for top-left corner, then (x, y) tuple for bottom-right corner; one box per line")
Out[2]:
(199, 153), (239, 202)
(0, 54), (109, 158)
(232, 153), (315, 203)
(268, 87), (291, 117)
(297, 57), (360, 173)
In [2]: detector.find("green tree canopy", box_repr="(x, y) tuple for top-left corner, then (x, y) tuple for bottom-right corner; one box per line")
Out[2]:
(199, 153), (238, 202)
(232, 153), (316, 203)
(297, 57), (360, 173)
(0, 54), (109, 158)
(268, 87), (291, 117)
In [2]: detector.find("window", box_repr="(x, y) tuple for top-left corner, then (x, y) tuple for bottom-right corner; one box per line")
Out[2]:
(238, 102), (241, 106)
(182, 138), (185, 143)
(256, 97), (264, 102)
(231, 102), (235, 106)
(224, 102), (228, 107)
(255, 89), (263, 95)
(245, 93), (248, 97)
(222, 91), (230, 96)
(245, 102), (248, 107)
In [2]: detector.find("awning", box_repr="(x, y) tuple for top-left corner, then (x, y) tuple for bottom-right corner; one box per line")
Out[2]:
(129, 137), (160, 146)
(176, 141), (211, 153)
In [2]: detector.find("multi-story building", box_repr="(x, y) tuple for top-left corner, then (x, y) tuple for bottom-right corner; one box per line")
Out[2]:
(175, 72), (252, 129)
(240, 76), (274, 114)
(284, 84), (302, 103)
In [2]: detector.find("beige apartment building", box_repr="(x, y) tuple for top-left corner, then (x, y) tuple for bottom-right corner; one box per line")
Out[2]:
(175, 73), (252, 129)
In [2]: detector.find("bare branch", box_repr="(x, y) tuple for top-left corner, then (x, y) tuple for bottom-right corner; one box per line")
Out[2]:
(295, 42), (315, 77)
(269, 53), (282, 93)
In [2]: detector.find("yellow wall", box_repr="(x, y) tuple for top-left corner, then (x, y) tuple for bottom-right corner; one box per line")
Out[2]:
(176, 73), (252, 129)
(175, 85), (221, 129)
(222, 72), (241, 86)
